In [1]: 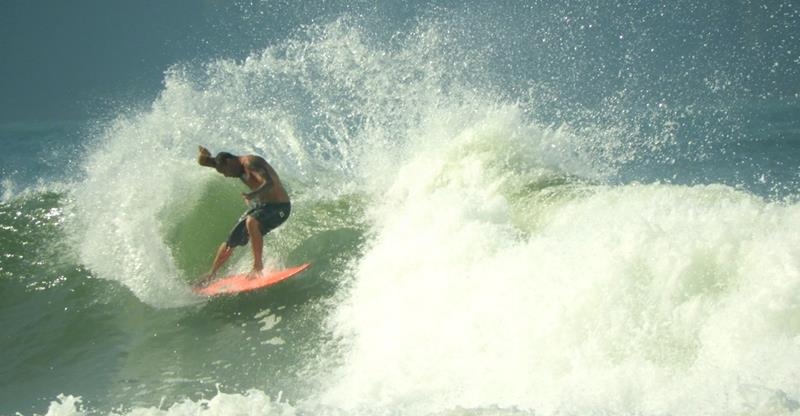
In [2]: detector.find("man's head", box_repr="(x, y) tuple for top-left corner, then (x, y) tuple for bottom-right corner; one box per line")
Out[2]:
(213, 152), (244, 177)
(198, 146), (243, 177)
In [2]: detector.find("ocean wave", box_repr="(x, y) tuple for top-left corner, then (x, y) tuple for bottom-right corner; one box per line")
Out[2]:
(40, 12), (800, 416)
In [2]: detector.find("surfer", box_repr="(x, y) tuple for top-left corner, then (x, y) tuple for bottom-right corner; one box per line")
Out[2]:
(195, 145), (291, 286)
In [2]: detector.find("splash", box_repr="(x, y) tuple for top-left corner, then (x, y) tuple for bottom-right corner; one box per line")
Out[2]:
(322, 114), (800, 414)
(66, 17), (611, 308)
(62, 13), (800, 416)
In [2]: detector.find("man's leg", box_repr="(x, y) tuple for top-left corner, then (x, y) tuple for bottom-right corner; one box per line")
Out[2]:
(210, 242), (234, 275)
(196, 242), (234, 286)
(246, 215), (264, 275)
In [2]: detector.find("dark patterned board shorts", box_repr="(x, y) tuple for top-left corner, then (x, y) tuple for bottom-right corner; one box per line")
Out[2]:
(226, 202), (291, 248)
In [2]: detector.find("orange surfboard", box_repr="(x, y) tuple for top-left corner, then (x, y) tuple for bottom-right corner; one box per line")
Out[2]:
(194, 263), (311, 296)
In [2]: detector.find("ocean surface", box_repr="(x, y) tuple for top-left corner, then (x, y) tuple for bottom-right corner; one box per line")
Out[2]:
(2, 1), (800, 415)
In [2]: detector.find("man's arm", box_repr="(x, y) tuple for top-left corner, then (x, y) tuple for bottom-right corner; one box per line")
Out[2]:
(198, 145), (215, 167)
(242, 160), (274, 199)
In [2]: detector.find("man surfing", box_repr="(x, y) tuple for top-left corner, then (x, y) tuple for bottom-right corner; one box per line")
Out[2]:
(195, 145), (291, 287)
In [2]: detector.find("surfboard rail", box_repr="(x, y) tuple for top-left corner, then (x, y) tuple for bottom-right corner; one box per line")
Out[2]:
(193, 263), (311, 296)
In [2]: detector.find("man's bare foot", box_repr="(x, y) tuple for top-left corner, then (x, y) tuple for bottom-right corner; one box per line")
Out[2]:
(194, 273), (216, 288)
(246, 268), (264, 279)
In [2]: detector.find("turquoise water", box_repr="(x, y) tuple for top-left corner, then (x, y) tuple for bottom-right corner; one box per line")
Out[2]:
(2, 2), (800, 415)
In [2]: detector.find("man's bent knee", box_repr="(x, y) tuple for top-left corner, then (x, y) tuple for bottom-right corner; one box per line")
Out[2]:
(245, 215), (261, 233)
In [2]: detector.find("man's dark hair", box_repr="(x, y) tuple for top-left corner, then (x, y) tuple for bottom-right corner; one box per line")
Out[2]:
(214, 152), (237, 166)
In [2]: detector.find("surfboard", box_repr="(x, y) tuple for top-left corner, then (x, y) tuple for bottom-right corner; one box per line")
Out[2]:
(194, 263), (311, 296)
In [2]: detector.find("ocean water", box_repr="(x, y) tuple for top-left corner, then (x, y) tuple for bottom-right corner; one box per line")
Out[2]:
(2, 1), (800, 415)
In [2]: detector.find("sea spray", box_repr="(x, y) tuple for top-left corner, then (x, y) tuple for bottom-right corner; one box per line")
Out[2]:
(66, 18), (500, 307)
(46, 11), (800, 416)
(322, 105), (800, 414)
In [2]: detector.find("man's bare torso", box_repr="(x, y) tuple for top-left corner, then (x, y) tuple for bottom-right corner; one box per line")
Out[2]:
(239, 155), (290, 204)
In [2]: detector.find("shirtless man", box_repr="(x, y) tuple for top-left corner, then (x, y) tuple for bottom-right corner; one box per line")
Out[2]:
(196, 145), (291, 286)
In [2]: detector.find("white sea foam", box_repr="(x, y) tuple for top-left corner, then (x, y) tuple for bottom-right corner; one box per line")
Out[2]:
(43, 391), (297, 416)
(319, 96), (800, 415)
(61, 16), (800, 416)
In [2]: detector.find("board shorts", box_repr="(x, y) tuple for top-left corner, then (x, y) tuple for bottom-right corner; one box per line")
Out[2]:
(226, 202), (291, 248)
